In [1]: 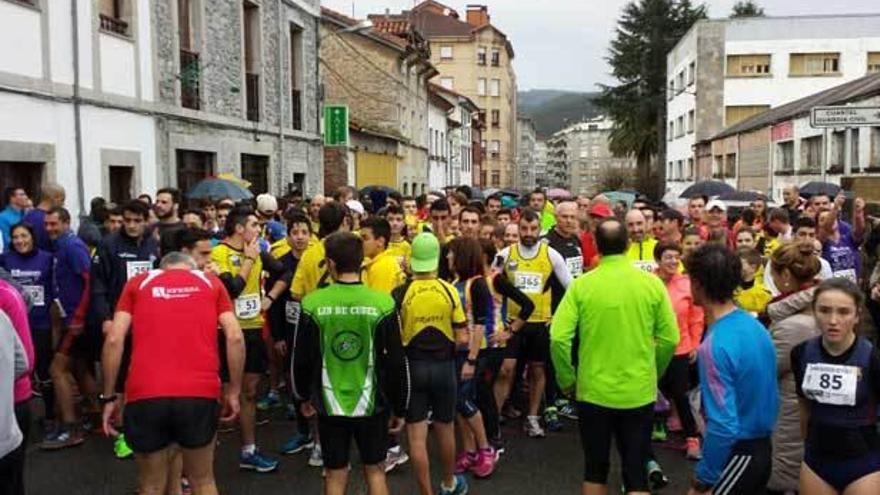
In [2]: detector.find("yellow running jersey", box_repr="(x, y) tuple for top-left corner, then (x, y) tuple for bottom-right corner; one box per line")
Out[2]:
(211, 242), (263, 330)
(503, 243), (554, 322)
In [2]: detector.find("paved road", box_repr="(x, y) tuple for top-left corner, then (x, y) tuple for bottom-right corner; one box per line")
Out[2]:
(25, 408), (696, 494)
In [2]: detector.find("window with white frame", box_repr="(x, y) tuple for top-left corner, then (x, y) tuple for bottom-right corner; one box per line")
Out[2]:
(490, 140), (500, 158)
(687, 110), (695, 134)
(477, 78), (487, 96)
(440, 45), (453, 60)
(440, 77), (454, 90)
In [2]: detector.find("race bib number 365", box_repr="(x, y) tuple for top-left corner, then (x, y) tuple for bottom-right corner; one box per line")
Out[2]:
(235, 294), (261, 320)
(802, 363), (859, 406)
(514, 271), (543, 294)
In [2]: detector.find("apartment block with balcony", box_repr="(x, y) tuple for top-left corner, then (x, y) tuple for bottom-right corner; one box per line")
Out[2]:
(152, 0), (322, 197)
(666, 14), (880, 197)
(0, 0), (160, 217)
(370, 1), (517, 188)
(516, 116), (537, 190)
(550, 117), (636, 195)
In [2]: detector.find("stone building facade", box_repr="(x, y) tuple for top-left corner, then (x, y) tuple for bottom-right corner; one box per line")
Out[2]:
(320, 7), (436, 196)
(152, 0), (322, 197)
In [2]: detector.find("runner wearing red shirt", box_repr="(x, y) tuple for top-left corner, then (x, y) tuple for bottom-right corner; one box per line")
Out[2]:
(579, 203), (613, 271)
(100, 252), (244, 495)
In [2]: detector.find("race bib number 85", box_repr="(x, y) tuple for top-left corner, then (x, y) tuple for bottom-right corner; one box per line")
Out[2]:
(514, 271), (543, 294)
(802, 363), (859, 406)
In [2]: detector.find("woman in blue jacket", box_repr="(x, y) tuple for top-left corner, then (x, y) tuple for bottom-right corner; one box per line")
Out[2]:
(0, 222), (55, 427)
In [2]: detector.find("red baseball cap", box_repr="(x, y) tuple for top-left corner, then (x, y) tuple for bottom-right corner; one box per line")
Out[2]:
(589, 203), (613, 218)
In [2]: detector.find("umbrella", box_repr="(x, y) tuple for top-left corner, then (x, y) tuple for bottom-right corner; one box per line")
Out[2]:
(546, 188), (572, 200)
(186, 177), (253, 201)
(602, 190), (637, 208)
(717, 190), (770, 202)
(679, 180), (735, 199)
(799, 181), (840, 199)
(359, 185), (398, 196)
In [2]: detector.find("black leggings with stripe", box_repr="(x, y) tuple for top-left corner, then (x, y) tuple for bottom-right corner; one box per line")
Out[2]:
(712, 437), (772, 495)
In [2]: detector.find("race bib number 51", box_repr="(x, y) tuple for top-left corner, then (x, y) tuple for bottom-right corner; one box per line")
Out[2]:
(514, 271), (543, 294)
(235, 294), (261, 320)
(802, 362), (859, 406)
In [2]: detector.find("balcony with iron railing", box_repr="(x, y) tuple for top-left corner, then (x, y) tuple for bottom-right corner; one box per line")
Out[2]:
(179, 49), (200, 110)
(99, 14), (128, 36)
(291, 89), (302, 130)
(246, 73), (260, 122)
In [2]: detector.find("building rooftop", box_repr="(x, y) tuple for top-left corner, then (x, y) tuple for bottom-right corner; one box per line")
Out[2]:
(712, 71), (880, 140)
(368, 1), (514, 58)
(321, 7), (408, 50)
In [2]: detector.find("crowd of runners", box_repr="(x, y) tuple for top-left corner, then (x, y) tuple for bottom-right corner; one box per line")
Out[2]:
(1, 181), (880, 495)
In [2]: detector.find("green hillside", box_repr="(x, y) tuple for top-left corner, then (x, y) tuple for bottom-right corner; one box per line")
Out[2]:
(518, 90), (601, 139)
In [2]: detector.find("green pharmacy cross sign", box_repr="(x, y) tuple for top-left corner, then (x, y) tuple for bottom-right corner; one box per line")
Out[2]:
(323, 105), (350, 146)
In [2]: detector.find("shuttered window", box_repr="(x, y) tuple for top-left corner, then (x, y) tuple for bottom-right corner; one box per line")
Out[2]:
(726, 54), (771, 76)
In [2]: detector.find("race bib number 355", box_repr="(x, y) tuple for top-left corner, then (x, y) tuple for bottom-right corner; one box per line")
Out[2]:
(514, 271), (543, 294)
(802, 363), (859, 406)
(126, 261), (153, 280)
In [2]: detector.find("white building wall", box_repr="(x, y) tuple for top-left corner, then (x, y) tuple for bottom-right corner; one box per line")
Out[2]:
(428, 101), (449, 190)
(0, 0), (156, 219)
(100, 34), (138, 98)
(666, 27), (699, 197)
(724, 38), (880, 109)
(0, 2), (42, 78)
(666, 14), (880, 196)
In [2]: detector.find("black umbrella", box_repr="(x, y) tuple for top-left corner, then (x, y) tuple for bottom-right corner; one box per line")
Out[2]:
(717, 190), (770, 202)
(799, 181), (840, 199)
(359, 185), (398, 196)
(679, 180), (736, 199)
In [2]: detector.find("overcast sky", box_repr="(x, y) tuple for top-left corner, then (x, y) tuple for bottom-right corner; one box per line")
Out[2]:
(322, 0), (880, 92)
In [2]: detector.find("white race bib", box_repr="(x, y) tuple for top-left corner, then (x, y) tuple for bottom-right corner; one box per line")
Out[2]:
(565, 256), (583, 278)
(802, 362), (859, 406)
(285, 300), (301, 325)
(234, 294), (261, 320)
(832, 268), (857, 284)
(633, 260), (658, 273)
(514, 271), (543, 294)
(126, 261), (153, 280)
(23, 285), (45, 307)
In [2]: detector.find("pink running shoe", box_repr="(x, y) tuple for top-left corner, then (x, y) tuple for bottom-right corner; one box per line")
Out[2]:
(454, 451), (475, 474)
(470, 447), (499, 478)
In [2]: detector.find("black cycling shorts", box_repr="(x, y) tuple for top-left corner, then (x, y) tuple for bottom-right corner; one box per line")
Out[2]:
(124, 397), (220, 454)
(516, 322), (550, 364)
(577, 401), (653, 492)
(406, 359), (457, 424)
(219, 329), (267, 380)
(318, 414), (387, 470)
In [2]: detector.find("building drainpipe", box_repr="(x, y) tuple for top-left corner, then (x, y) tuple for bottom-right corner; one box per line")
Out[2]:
(276, 0), (284, 195)
(315, 15), (322, 193)
(71, 0), (86, 216)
